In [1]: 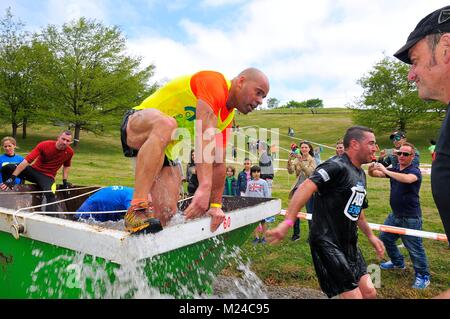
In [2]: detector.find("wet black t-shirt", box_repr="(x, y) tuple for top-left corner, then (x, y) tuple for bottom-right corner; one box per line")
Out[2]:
(308, 154), (368, 249)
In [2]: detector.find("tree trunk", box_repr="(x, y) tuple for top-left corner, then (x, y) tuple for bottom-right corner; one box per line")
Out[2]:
(11, 122), (18, 139)
(74, 124), (81, 147)
(22, 117), (27, 139)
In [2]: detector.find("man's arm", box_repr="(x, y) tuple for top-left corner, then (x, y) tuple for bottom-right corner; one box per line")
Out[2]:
(62, 166), (70, 181)
(266, 179), (317, 243)
(371, 162), (418, 184)
(184, 99), (220, 222)
(368, 162), (387, 178)
(10, 159), (30, 177)
(209, 161), (226, 204)
(357, 210), (385, 259)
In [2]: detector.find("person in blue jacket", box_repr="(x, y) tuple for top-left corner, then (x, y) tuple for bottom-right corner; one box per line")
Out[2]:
(0, 137), (24, 184)
(76, 186), (134, 222)
(237, 158), (252, 196)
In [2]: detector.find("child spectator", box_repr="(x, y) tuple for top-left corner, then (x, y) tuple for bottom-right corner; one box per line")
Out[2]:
(223, 165), (239, 196)
(245, 165), (271, 244)
(237, 158), (252, 196)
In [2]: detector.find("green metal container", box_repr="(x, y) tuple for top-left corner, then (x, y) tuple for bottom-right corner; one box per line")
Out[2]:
(0, 185), (280, 298)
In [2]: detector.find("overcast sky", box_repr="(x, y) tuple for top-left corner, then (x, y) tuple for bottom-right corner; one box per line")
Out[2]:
(1, 0), (449, 107)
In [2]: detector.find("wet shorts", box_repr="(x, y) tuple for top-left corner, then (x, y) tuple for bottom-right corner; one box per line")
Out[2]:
(310, 240), (367, 298)
(120, 109), (177, 167)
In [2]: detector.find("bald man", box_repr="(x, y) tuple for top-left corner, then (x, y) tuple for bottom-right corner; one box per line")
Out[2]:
(120, 68), (270, 234)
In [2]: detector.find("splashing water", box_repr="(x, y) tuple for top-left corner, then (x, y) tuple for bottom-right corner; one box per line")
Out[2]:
(27, 217), (267, 299)
(205, 246), (268, 299)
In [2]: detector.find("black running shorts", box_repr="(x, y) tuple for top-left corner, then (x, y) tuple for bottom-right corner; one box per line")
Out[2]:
(120, 109), (177, 167)
(310, 240), (367, 298)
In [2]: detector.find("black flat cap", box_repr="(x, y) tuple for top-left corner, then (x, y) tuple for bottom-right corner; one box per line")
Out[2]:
(394, 6), (450, 64)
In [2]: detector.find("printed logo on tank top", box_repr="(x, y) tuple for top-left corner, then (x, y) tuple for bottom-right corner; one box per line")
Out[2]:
(184, 106), (196, 121)
(343, 182), (366, 221)
(174, 106), (196, 124)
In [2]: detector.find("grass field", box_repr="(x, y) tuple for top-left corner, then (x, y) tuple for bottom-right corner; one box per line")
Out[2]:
(1, 108), (449, 299)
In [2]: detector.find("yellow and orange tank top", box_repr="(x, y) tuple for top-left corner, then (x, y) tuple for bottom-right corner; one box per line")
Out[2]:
(133, 71), (235, 160)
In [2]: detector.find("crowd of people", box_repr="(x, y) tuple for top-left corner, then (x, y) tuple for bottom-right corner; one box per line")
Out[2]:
(2, 5), (450, 299)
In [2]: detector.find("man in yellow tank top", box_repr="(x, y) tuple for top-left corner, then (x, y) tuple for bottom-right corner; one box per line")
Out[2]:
(120, 68), (269, 234)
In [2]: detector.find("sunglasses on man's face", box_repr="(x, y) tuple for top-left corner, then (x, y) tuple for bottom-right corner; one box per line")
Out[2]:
(395, 151), (411, 157)
(393, 136), (402, 141)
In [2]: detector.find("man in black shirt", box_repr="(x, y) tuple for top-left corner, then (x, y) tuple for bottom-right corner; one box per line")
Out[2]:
(267, 126), (385, 299)
(393, 5), (450, 298)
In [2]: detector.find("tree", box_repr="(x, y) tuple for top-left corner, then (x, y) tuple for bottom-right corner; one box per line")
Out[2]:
(0, 8), (45, 138)
(349, 56), (445, 133)
(304, 98), (323, 109)
(266, 97), (280, 109)
(39, 18), (155, 146)
(285, 100), (303, 108)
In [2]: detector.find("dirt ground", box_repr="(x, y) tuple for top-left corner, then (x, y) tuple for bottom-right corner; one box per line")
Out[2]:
(212, 275), (327, 299)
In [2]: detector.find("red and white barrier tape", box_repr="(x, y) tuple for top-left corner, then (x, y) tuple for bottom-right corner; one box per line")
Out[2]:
(279, 209), (448, 242)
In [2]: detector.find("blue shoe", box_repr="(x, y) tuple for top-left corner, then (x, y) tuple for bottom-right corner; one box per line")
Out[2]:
(380, 260), (405, 270)
(252, 237), (260, 244)
(259, 237), (266, 244)
(412, 274), (430, 289)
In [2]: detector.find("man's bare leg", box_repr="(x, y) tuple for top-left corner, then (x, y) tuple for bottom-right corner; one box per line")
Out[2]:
(339, 274), (376, 299)
(124, 109), (177, 232)
(150, 165), (182, 226)
(126, 109), (177, 200)
(358, 274), (377, 299)
(339, 287), (363, 299)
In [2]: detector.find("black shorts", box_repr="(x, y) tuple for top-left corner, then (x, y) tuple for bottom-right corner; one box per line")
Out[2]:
(310, 240), (367, 298)
(120, 109), (139, 158)
(120, 109), (177, 167)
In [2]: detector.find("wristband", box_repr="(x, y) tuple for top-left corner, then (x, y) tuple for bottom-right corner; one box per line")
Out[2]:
(210, 203), (222, 209)
(284, 219), (294, 227)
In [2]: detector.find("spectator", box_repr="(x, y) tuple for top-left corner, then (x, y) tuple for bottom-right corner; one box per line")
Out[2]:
(76, 186), (134, 222)
(394, 6), (450, 296)
(267, 126), (385, 299)
(313, 146), (323, 165)
(0, 136), (24, 184)
(245, 165), (271, 244)
(231, 145), (237, 161)
(237, 158), (252, 196)
(185, 150), (199, 197)
(259, 142), (274, 195)
(287, 141), (316, 241)
(330, 139), (345, 160)
(0, 131), (74, 211)
(378, 131), (420, 168)
(428, 139), (436, 161)
(288, 127), (295, 137)
(270, 142), (278, 160)
(223, 165), (239, 196)
(369, 142), (430, 289)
